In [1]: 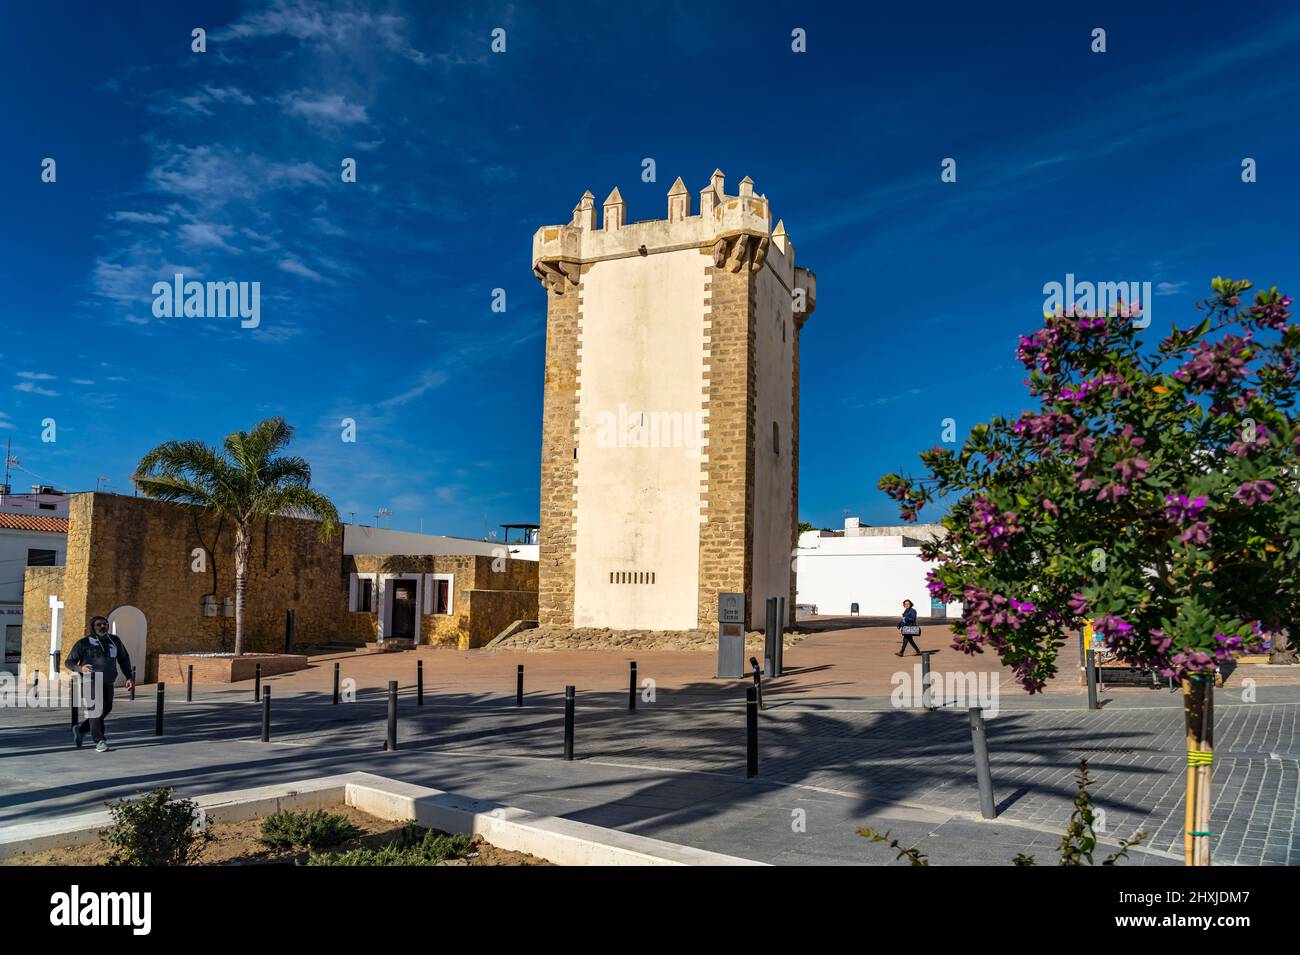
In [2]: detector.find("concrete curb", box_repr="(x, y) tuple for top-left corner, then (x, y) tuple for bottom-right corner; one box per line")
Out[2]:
(0, 772), (766, 867)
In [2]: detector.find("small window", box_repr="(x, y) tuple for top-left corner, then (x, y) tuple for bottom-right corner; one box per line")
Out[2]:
(433, 577), (451, 614)
(358, 578), (374, 613)
(772, 421), (780, 455)
(26, 548), (57, 566)
(38, 502), (56, 510)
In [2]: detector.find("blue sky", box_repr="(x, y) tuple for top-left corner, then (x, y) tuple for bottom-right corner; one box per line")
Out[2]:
(2, 1), (1297, 537)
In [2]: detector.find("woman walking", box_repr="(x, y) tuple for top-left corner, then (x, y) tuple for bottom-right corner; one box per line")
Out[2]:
(895, 599), (922, 656)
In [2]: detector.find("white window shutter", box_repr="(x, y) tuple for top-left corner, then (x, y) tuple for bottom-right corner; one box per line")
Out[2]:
(348, 574), (358, 612)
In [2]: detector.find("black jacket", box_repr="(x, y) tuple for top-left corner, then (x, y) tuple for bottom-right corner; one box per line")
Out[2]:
(65, 633), (132, 686)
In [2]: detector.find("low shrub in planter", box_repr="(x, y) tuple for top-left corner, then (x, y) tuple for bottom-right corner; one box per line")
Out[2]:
(305, 824), (471, 866)
(103, 788), (209, 866)
(258, 809), (359, 850)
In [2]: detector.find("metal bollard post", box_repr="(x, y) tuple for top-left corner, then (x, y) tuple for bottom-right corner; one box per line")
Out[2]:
(563, 685), (575, 760)
(749, 656), (765, 711)
(1086, 650), (1099, 710)
(516, 664), (524, 707)
(333, 661), (341, 705)
(187, 664), (194, 702)
(775, 596), (786, 677)
(154, 683), (165, 736)
(261, 686), (271, 742)
(385, 680), (398, 751)
(746, 686), (759, 777)
(417, 659), (424, 706)
(71, 672), (80, 727)
(128, 666), (136, 701)
(254, 663), (262, 702)
(920, 651), (936, 711)
(969, 706), (996, 819)
(628, 661), (637, 711)
(763, 597), (778, 678)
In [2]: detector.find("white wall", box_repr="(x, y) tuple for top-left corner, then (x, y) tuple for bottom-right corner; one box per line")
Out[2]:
(0, 528), (65, 605)
(795, 534), (962, 617)
(343, 525), (538, 561)
(571, 248), (708, 630)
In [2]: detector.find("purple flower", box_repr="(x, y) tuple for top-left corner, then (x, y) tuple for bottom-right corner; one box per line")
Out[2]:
(1068, 593), (1090, 617)
(1165, 494), (1208, 522)
(968, 497), (1024, 552)
(1096, 483), (1129, 503)
(1232, 480), (1277, 506)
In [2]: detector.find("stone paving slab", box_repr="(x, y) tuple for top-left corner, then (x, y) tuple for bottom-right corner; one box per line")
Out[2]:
(1, 686), (1294, 865)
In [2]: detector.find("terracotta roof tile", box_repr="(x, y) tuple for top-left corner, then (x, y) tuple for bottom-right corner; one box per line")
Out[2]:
(0, 513), (69, 533)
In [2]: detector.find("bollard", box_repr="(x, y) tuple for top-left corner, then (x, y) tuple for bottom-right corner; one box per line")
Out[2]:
(254, 663), (262, 702)
(775, 596), (786, 677)
(333, 661), (341, 705)
(154, 683), (165, 736)
(628, 661), (637, 711)
(261, 686), (271, 742)
(920, 650), (940, 711)
(128, 666), (136, 701)
(385, 680), (398, 752)
(746, 686), (759, 777)
(516, 664), (524, 707)
(417, 659), (424, 706)
(563, 685), (575, 760)
(763, 597), (778, 678)
(969, 707), (996, 819)
(748, 656), (765, 711)
(1086, 650), (1099, 710)
(71, 673), (80, 727)
(186, 664), (194, 702)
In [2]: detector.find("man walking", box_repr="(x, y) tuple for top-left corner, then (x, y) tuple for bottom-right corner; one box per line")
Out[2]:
(65, 615), (134, 752)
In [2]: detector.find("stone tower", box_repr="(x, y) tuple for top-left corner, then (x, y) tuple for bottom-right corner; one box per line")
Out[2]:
(533, 170), (815, 631)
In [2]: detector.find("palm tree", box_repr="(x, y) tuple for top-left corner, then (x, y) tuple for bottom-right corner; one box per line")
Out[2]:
(133, 418), (340, 656)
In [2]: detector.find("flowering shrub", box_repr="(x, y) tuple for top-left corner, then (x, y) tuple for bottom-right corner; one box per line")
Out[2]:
(879, 278), (1298, 691)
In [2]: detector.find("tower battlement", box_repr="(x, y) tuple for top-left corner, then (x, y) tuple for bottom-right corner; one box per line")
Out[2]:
(533, 170), (815, 316)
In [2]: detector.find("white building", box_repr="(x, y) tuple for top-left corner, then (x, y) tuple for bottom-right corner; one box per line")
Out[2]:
(0, 489), (70, 671)
(795, 517), (962, 618)
(342, 524), (539, 561)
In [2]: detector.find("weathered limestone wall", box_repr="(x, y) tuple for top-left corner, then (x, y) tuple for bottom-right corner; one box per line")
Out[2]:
(696, 257), (754, 629)
(571, 248), (709, 630)
(750, 258), (796, 630)
(22, 493), (344, 679)
(538, 269), (583, 626)
(18, 566), (65, 681)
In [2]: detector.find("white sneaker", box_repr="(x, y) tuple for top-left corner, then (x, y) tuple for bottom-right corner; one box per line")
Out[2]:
(95, 741), (110, 753)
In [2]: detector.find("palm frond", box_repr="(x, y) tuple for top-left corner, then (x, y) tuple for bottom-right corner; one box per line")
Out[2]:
(263, 484), (341, 540)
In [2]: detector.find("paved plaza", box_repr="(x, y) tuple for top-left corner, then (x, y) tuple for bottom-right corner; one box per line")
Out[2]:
(3, 623), (1297, 866)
